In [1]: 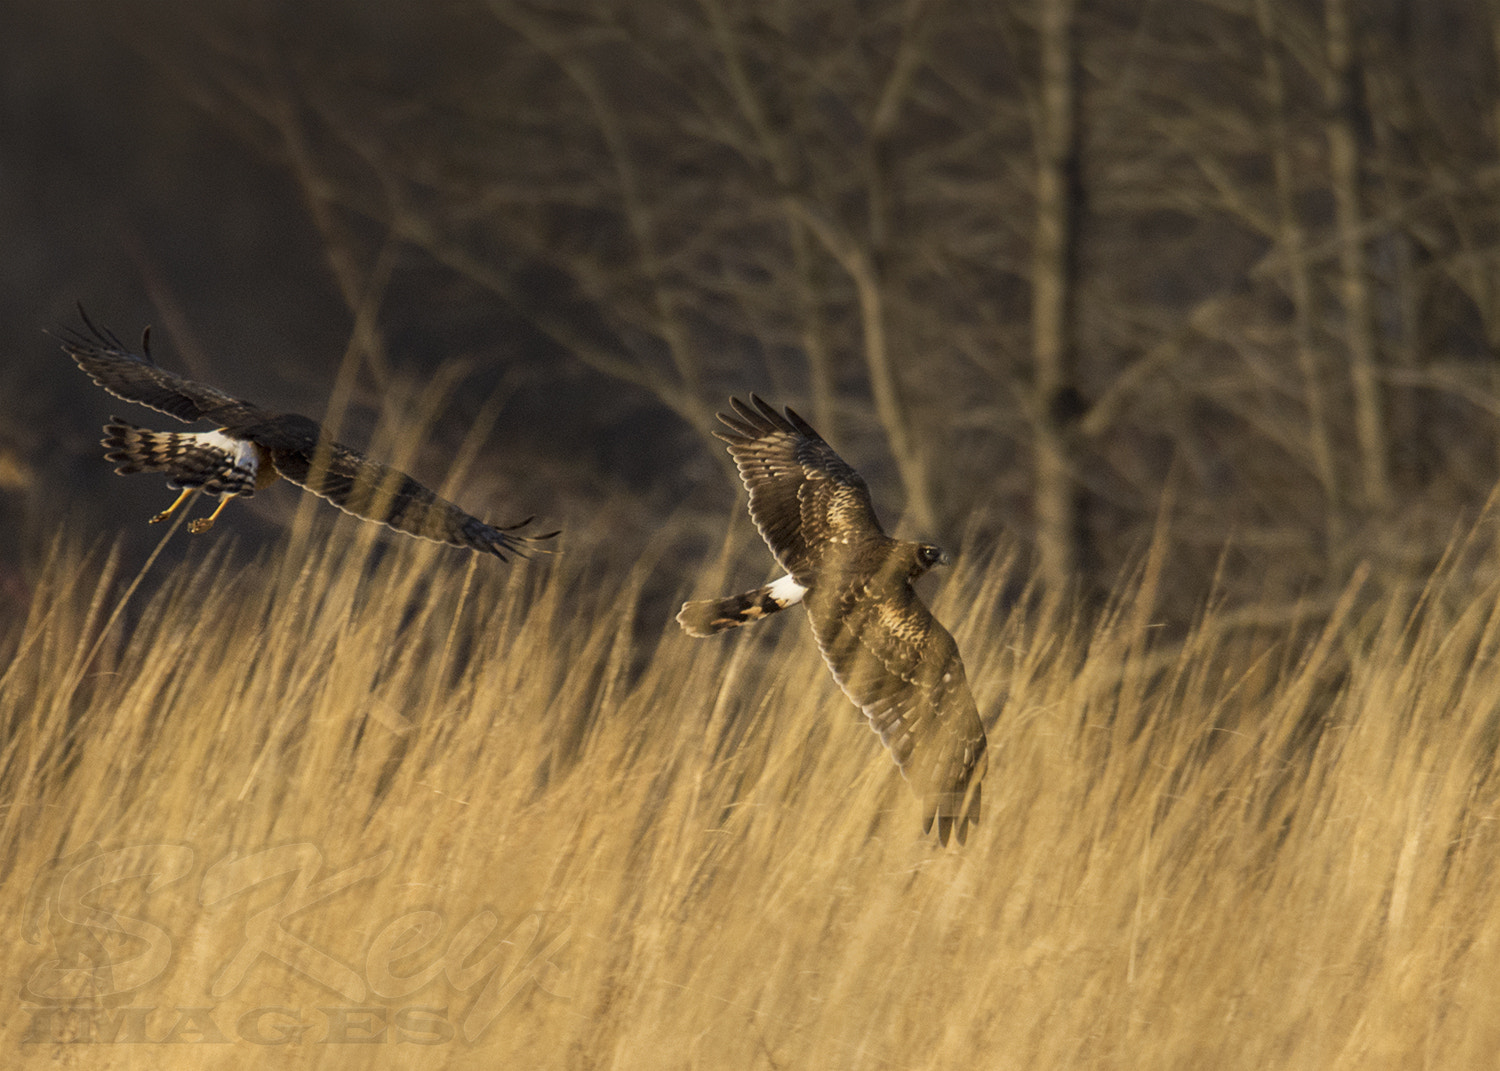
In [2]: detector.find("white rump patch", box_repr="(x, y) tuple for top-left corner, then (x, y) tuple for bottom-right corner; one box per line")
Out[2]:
(199, 431), (259, 478)
(768, 574), (808, 608)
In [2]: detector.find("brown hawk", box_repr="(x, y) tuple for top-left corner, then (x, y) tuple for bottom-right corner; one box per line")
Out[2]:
(59, 312), (555, 560)
(678, 396), (988, 846)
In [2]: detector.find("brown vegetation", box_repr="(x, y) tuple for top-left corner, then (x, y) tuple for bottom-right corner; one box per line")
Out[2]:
(3, 503), (1500, 1066)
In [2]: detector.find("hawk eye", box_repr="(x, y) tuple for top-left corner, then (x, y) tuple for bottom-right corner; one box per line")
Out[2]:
(920, 545), (945, 567)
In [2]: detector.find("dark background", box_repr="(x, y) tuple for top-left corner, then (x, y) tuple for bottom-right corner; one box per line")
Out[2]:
(4, 0), (1499, 626)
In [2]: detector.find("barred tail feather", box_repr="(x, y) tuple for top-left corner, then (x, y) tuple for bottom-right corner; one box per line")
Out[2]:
(101, 418), (258, 497)
(677, 575), (808, 637)
(102, 419), (176, 476)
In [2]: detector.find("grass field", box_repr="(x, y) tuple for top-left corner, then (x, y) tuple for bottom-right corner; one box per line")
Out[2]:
(3, 505), (1500, 1069)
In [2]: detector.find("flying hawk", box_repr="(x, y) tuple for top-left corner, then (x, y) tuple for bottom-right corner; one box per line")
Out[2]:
(678, 396), (987, 846)
(59, 312), (554, 560)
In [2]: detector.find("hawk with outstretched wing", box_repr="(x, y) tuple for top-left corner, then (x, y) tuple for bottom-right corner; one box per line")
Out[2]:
(59, 311), (555, 559)
(678, 396), (987, 846)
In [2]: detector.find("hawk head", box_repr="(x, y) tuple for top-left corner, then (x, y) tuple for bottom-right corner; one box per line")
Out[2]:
(911, 542), (950, 576)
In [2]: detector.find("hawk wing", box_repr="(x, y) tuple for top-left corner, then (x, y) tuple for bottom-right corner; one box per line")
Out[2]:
(808, 578), (988, 846)
(262, 428), (549, 560)
(714, 395), (885, 581)
(56, 309), (268, 428)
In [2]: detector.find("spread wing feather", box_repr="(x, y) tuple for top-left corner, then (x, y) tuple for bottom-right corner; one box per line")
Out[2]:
(56, 309), (268, 428)
(713, 395), (884, 581)
(269, 442), (547, 560)
(810, 579), (987, 846)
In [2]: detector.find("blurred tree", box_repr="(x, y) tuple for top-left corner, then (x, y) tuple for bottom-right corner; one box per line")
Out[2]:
(63, 0), (1500, 618)
(1323, 0), (1391, 512)
(1028, 0), (1084, 601)
(1255, 0), (1339, 556)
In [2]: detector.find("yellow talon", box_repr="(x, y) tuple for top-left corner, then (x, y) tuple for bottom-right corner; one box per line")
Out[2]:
(150, 487), (196, 524)
(188, 496), (234, 534)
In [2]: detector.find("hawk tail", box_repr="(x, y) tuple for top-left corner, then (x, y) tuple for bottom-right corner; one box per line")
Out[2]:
(102, 418), (259, 497)
(676, 575), (808, 637)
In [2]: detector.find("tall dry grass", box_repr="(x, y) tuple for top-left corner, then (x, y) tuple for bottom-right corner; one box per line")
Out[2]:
(3, 501), (1500, 1069)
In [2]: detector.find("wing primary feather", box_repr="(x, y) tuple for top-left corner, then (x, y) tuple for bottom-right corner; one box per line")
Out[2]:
(76, 303), (119, 351)
(750, 394), (795, 430)
(732, 396), (765, 425)
(781, 405), (819, 438)
(714, 414), (759, 440)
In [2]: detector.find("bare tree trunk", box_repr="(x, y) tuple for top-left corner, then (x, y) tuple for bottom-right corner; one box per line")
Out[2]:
(1257, 0), (1341, 556)
(1364, 12), (1423, 484)
(1487, 0), (1500, 476)
(1031, 0), (1083, 598)
(1324, 0), (1392, 511)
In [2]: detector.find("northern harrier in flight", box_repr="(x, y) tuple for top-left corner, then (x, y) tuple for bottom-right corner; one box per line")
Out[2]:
(678, 396), (987, 846)
(59, 312), (554, 560)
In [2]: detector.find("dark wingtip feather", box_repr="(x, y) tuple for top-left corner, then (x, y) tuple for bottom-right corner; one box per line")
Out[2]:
(482, 517), (561, 562)
(75, 302), (129, 353)
(54, 303), (154, 366)
(75, 301), (103, 342)
(718, 395), (806, 442)
(512, 531), (562, 555)
(749, 394), (780, 422)
(782, 404), (819, 438)
(945, 783), (982, 848)
(749, 394), (797, 433)
(720, 397), (766, 436)
(714, 417), (758, 444)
